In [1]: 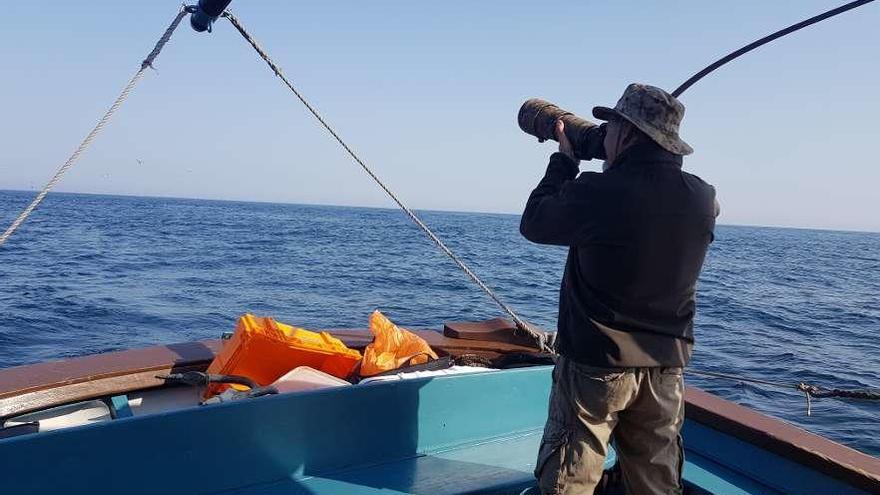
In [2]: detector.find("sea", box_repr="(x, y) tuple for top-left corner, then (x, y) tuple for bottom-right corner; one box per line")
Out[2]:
(1, 189), (878, 457)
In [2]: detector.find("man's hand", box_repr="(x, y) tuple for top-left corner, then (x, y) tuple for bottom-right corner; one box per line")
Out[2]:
(556, 120), (579, 165)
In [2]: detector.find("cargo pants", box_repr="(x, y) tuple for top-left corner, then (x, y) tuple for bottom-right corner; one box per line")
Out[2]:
(534, 355), (685, 495)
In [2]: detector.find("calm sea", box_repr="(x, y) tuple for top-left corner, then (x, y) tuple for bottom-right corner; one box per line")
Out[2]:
(1, 190), (878, 456)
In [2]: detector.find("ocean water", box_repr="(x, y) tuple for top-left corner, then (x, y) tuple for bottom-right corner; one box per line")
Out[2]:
(1, 189), (878, 456)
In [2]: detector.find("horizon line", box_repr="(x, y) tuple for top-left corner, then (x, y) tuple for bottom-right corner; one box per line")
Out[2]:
(1, 188), (878, 235)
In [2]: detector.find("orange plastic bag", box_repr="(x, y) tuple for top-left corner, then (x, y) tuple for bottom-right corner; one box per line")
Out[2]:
(360, 310), (439, 377)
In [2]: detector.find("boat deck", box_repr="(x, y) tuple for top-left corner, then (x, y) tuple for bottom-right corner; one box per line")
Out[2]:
(2, 364), (877, 494)
(226, 429), (780, 495)
(1, 335), (878, 494)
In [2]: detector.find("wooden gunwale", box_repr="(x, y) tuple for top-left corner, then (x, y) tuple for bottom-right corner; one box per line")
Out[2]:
(685, 387), (880, 492)
(0, 331), (877, 492)
(0, 329), (534, 417)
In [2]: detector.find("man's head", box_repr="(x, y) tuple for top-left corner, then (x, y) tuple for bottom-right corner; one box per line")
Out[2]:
(602, 118), (648, 168)
(593, 83), (692, 167)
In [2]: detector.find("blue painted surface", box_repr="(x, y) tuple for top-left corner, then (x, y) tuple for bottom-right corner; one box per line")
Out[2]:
(683, 422), (868, 495)
(109, 395), (133, 418)
(0, 367), (869, 494)
(684, 451), (783, 495)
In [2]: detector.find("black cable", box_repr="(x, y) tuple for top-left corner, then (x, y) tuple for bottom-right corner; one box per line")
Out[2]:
(673, 0), (876, 97)
(687, 370), (879, 401)
(157, 371), (259, 390)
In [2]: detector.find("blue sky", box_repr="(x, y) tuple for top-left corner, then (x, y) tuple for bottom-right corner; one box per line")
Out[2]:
(1, 1), (878, 232)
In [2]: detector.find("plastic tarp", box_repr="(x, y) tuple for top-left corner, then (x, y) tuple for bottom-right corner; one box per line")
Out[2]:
(360, 310), (440, 377)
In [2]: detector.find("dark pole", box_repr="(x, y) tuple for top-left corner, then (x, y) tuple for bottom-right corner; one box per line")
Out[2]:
(672, 0), (876, 97)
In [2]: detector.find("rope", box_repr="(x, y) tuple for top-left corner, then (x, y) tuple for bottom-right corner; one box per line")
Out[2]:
(687, 369), (879, 416)
(221, 12), (551, 354)
(0, 7), (191, 248)
(672, 0), (876, 97)
(688, 369), (794, 390)
(804, 387), (880, 400)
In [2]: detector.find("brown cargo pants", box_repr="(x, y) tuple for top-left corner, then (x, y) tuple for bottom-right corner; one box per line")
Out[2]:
(534, 356), (685, 495)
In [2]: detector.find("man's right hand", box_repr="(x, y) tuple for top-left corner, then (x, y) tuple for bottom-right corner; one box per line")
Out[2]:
(556, 120), (580, 165)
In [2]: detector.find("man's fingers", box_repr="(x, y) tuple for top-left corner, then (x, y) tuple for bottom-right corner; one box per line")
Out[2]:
(556, 119), (577, 161)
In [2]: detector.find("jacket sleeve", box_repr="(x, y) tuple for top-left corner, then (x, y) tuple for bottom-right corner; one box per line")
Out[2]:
(520, 152), (591, 246)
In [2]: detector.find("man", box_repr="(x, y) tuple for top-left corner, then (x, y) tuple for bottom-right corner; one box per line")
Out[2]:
(520, 83), (718, 494)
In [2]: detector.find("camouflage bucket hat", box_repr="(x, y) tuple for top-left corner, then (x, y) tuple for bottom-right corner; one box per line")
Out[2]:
(592, 83), (693, 155)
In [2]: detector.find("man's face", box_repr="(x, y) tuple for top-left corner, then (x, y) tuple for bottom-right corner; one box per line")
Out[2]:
(603, 119), (624, 169)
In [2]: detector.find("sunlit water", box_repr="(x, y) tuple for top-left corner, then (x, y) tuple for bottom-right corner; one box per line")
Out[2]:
(1, 190), (878, 456)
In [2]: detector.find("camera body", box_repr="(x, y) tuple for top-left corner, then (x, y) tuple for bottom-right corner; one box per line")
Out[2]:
(518, 98), (606, 161)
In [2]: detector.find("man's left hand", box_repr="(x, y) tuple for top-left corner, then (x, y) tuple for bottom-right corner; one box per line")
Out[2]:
(556, 120), (580, 165)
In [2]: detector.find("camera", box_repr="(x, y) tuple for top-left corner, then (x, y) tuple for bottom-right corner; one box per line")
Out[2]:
(518, 98), (606, 161)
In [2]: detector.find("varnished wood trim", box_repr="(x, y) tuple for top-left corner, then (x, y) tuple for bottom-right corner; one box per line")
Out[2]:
(0, 367), (200, 418)
(0, 329), (528, 418)
(0, 340), (221, 400)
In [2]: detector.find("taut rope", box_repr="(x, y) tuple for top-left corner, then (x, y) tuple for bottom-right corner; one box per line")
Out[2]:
(0, 7), (191, 248)
(221, 11), (551, 353)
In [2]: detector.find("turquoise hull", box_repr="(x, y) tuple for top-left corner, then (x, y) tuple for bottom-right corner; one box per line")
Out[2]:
(0, 367), (871, 494)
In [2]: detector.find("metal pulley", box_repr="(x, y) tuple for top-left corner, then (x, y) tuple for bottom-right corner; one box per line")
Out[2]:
(189, 0), (233, 32)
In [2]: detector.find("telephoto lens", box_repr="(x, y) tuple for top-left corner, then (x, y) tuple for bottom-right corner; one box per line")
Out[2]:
(518, 98), (605, 161)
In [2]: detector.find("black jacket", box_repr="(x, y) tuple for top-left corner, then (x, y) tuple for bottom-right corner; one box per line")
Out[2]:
(520, 143), (716, 367)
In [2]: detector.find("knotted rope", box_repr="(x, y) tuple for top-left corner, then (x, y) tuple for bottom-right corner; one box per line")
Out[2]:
(687, 369), (879, 416)
(0, 7), (190, 248)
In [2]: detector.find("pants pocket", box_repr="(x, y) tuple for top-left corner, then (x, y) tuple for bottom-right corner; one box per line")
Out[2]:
(537, 365), (570, 491)
(568, 360), (627, 383)
(659, 367), (685, 391)
(660, 367), (683, 376)
(534, 426), (568, 494)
